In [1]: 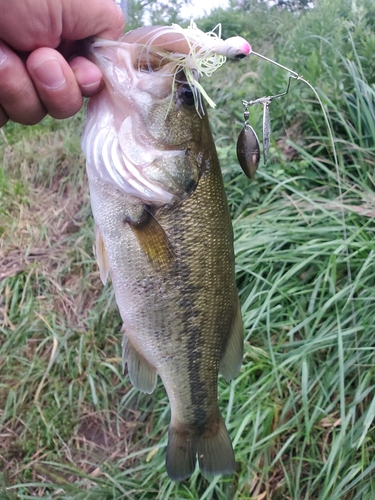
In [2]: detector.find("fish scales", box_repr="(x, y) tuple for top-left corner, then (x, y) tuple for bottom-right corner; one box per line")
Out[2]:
(82, 25), (244, 481)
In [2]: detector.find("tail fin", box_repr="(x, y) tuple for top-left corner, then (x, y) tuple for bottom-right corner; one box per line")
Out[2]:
(166, 417), (236, 481)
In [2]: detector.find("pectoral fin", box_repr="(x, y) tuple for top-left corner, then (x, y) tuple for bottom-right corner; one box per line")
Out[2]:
(125, 204), (174, 268)
(122, 330), (157, 394)
(95, 226), (109, 285)
(219, 297), (244, 382)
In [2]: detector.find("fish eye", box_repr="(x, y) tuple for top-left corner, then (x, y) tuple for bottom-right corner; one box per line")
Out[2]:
(178, 84), (195, 106)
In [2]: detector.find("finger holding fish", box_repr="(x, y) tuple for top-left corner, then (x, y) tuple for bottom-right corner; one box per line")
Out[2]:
(26, 47), (84, 119)
(0, 40), (46, 126)
(0, 45), (103, 125)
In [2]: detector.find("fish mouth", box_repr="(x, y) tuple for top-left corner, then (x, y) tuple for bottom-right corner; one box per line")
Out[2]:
(77, 36), (97, 61)
(81, 28), (209, 206)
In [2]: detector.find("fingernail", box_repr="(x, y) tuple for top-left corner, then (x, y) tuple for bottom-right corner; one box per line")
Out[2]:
(81, 80), (102, 92)
(32, 58), (65, 89)
(0, 44), (6, 65)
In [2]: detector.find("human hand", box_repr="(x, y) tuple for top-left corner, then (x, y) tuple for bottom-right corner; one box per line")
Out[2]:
(0, 0), (124, 127)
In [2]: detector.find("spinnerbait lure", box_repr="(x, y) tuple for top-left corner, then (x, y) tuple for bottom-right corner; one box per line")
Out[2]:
(237, 76), (296, 178)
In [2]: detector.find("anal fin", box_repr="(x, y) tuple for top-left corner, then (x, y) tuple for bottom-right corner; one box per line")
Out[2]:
(122, 329), (157, 394)
(219, 297), (244, 382)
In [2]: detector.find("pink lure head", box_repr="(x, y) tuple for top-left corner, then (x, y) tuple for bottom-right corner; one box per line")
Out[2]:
(217, 36), (252, 59)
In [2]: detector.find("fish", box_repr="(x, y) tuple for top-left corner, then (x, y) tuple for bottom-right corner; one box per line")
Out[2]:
(81, 24), (250, 481)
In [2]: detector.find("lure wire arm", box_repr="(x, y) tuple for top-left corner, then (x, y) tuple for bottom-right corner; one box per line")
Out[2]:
(240, 75), (297, 165)
(241, 75), (296, 109)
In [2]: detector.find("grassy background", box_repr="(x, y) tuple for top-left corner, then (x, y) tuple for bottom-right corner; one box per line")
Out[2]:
(1, 0), (375, 498)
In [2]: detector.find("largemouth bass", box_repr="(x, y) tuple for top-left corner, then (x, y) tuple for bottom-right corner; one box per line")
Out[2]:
(81, 24), (250, 481)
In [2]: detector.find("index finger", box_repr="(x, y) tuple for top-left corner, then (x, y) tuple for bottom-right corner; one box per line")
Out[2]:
(62, 0), (125, 41)
(0, 0), (125, 52)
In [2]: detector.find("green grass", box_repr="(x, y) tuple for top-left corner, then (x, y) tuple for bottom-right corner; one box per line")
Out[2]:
(1, 1), (375, 498)
(3, 124), (375, 498)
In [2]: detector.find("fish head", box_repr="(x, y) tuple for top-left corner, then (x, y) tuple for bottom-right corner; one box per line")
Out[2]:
(82, 29), (211, 206)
